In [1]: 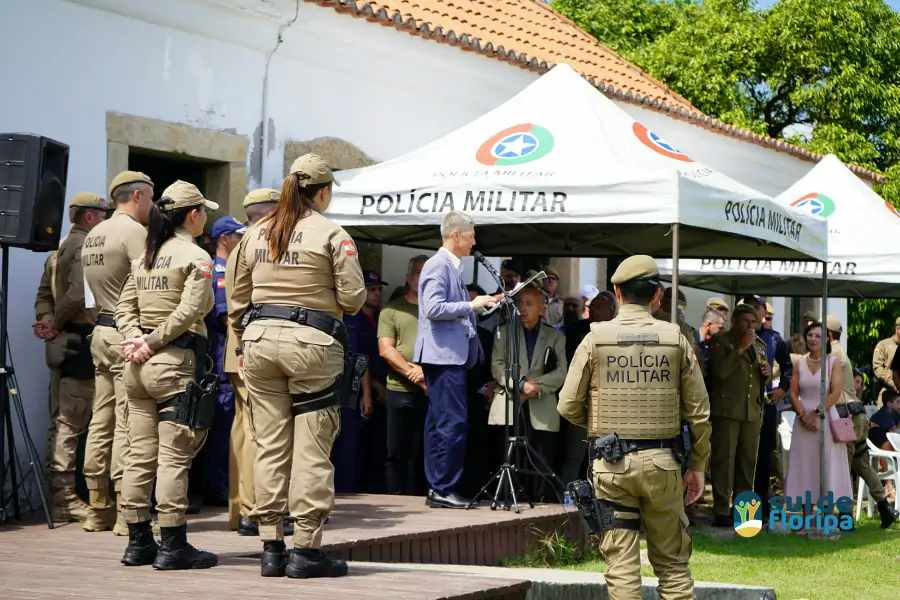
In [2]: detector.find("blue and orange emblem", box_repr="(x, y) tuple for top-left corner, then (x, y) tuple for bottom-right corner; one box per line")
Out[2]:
(791, 193), (835, 218)
(476, 124), (554, 166)
(632, 122), (693, 163)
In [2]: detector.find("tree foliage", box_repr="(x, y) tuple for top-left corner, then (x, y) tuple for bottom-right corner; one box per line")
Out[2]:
(554, 0), (900, 365)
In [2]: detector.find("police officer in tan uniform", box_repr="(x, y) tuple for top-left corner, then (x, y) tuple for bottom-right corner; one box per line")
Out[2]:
(222, 187), (292, 536)
(81, 171), (154, 534)
(827, 316), (898, 528)
(558, 256), (710, 600)
(40, 192), (109, 522)
(33, 251), (63, 477)
(229, 154), (365, 579)
(872, 318), (900, 403)
(707, 303), (769, 526)
(115, 181), (217, 570)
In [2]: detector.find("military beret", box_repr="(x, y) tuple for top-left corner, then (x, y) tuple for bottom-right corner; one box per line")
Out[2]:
(288, 153), (340, 187)
(108, 170), (153, 198)
(707, 297), (729, 312)
(243, 188), (280, 208)
(733, 303), (759, 320)
(69, 192), (109, 211)
(826, 315), (843, 332)
(157, 180), (219, 212)
(610, 255), (659, 285)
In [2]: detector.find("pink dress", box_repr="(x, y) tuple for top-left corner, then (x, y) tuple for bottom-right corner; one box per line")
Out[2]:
(784, 356), (853, 506)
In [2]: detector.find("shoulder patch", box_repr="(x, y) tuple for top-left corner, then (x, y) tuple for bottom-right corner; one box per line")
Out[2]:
(341, 239), (357, 256)
(197, 263), (213, 279)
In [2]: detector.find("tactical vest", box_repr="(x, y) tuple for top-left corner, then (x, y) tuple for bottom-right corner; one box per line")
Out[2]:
(588, 323), (682, 439)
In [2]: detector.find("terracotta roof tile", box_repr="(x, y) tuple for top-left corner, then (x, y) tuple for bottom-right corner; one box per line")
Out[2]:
(310, 0), (884, 183)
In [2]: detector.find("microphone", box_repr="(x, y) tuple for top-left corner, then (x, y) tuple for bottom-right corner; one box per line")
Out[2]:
(473, 251), (501, 278)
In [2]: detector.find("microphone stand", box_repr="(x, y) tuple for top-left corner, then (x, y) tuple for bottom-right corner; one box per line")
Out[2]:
(468, 257), (565, 513)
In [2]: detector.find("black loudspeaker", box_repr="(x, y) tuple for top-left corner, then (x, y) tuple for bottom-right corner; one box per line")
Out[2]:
(0, 133), (69, 252)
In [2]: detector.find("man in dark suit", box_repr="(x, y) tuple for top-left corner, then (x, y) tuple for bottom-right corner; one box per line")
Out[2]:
(414, 212), (498, 509)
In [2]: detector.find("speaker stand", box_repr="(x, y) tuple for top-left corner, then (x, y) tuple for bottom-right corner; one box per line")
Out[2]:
(0, 245), (53, 528)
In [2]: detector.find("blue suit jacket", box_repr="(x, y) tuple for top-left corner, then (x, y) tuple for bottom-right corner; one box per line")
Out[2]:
(414, 250), (479, 368)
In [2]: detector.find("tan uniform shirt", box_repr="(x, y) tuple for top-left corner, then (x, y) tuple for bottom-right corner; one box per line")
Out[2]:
(115, 229), (214, 350)
(707, 329), (769, 422)
(831, 341), (856, 405)
(873, 337), (899, 395)
(228, 210), (366, 344)
(51, 225), (96, 330)
(558, 303), (712, 472)
(83, 211), (147, 314)
(222, 250), (240, 375)
(542, 295), (564, 327)
(35, 252), (58, 320)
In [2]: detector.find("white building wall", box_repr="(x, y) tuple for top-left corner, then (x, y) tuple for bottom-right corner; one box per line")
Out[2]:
(0, 0), (846, 479)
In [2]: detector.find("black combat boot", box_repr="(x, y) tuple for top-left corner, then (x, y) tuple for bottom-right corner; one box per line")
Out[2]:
(152, 524), (218, 570)
(260, 540), (288, 577)
(877, 499), (899, 529)
(237, 515), (259, 536)
(121, 521), (159, 566)
(285, 548), (348, 579)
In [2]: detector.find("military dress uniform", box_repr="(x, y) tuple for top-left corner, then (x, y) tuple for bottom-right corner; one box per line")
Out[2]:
(81, 171), (153, 533)
(45, 192), (111, 522)
(707, 304), (768, 522)
(872, 322), (900, 403)
(229, 154), (365, 579)
(116, 181), (218, 570)
(558, 256), (711, 600)
(34, 251), (62, 475)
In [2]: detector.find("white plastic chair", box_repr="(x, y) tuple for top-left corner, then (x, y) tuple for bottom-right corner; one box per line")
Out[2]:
(887, 432), (900, 453)
(855, 439), (900, 519)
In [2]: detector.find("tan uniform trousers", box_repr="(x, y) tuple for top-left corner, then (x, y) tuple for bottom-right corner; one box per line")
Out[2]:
(228, 373), (257, 528)
(45, 333), (94, 489)
(45, 366), (61, 473)
(710, 417), (760, 517)
(595, 449), (694, 600)
(848, 412), (887, 502)
(83, 325), (130, 491)
(120, 345), (208, 527)
(242, 321), (342, 547)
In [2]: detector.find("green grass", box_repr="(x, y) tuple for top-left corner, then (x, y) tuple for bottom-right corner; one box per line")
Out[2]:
(509, 518), (900, 600)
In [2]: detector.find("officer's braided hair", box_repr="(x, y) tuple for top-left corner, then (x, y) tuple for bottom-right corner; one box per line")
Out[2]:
(261, 172), (331, 263)
(143, 199), (193, 270)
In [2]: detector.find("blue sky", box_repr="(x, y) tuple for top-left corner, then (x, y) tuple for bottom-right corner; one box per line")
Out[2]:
(757, 0), (899, 9)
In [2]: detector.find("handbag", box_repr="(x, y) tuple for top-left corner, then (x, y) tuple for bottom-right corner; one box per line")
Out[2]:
(828, 406), (857, 443)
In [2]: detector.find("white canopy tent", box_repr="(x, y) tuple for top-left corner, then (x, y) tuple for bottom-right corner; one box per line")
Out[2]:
(326, 63), (827, 262)
(658, 154), (898, 297)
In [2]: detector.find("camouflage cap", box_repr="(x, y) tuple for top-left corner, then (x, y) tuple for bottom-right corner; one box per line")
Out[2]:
(243, 188), (280, 208)
(610, 255), (659, 285)
(707, 297), (729, 312)
(826, 315), (842, 332)
(733, 303), (759, 320)
(108, 170), (153, 198)
(157, 180), (219, 212)
(288, 153), (340, 187)
(69, 192), (109, 211)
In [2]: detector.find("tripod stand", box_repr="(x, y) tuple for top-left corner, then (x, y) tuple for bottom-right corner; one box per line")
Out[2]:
(0, 245), (53, 528)
(469, 259), (565, 513)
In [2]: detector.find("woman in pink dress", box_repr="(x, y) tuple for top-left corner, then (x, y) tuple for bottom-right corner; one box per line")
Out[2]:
(785, 322), (853, 530)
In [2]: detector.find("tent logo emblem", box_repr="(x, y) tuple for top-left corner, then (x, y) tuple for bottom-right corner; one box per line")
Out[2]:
(733, 491), (763, 538)
(886, 201), (900, 219)
(632, 122), (693, 163)
(790, 193), (835, 218)
(476, 124), (554, 166)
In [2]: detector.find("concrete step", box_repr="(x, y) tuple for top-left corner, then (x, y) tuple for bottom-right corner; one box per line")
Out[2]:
(351, 561), (776, 600)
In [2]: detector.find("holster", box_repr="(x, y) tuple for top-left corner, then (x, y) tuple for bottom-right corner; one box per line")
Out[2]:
(589, 430), (684, 470)
(290, 352), (369, 417)
(157, 333), (219, 430)
(566, 480), (641, 535)
(60, 324), (96, 380)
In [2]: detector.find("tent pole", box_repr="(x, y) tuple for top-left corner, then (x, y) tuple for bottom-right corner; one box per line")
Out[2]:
(819, 264), (828, 507)
(671, 224), (680, 324)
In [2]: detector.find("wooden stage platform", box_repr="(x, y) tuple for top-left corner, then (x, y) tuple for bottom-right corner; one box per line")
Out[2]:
(0, 494), (582, 600)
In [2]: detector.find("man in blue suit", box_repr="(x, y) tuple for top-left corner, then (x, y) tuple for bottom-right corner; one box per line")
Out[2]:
(415, 212), (499, 509)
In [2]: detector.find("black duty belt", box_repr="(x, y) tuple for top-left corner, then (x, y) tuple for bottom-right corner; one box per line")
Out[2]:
(96, 313), (116, 328)
(140, 328), (203, 351)
(243, 303), (347, 348)
(836, 402), (866, 419)
(64, 323), (95, 337)
(619, 438), (676, 452)
(588, 436), (677, 462)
